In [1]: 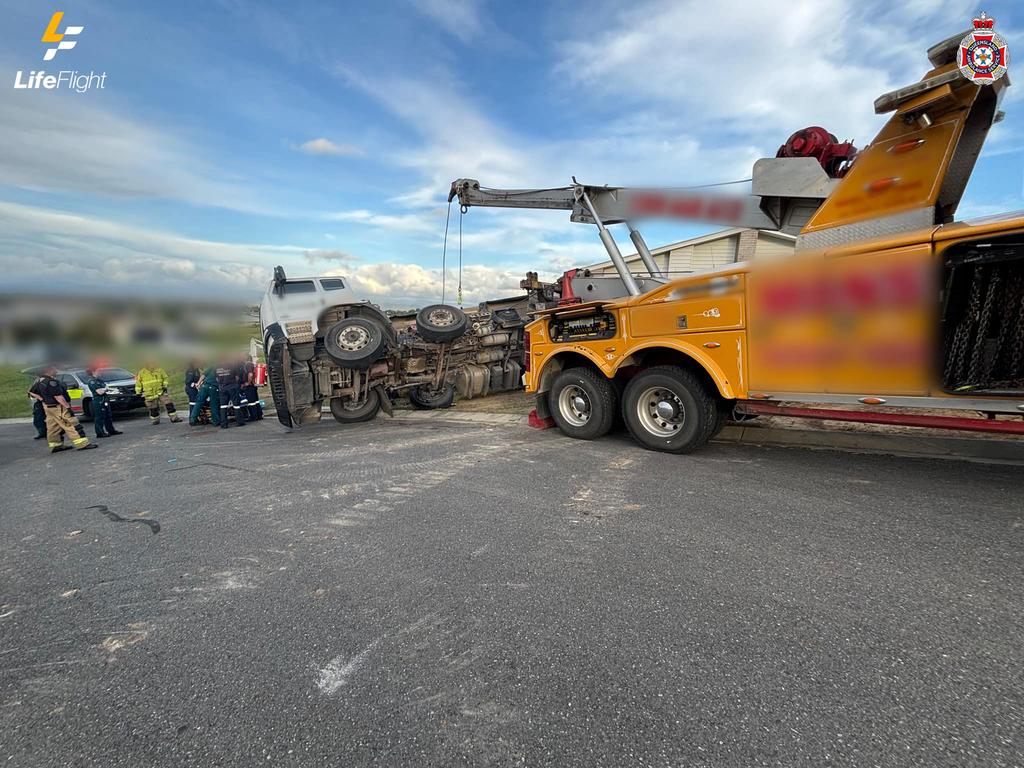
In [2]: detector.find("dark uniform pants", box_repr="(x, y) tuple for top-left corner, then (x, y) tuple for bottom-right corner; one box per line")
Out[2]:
(190, 384), (220, 426)
(44, 405), (90, 451)
(33, 399), (46, 438)
(219, 385), (247, 428)
(242, 385), (262, 420)
(94, 399), (115, 437)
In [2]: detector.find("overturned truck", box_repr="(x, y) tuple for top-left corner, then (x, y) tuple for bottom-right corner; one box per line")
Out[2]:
(259, 268), (529, 428)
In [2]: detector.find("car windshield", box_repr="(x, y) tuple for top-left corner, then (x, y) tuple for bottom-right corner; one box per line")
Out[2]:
(282, 280), (317, 295)
(98, 368), (133, 380)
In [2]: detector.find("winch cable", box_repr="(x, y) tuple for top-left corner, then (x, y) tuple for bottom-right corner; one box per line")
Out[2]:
(457, 206), (464, 307)
(440, 198), (452, 304)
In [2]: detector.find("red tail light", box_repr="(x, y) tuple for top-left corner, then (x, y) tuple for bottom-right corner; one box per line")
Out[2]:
(523, 330), (531, 372)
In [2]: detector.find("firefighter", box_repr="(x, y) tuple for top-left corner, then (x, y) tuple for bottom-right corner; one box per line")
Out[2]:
(215, 358), (246, 429)
(135, 360), (181, 425)
(240, 354), (262, 421)
(28, 366), (98, 452)
(189, 364), (221, 426)
(29, 374), (47, 440)
(85, 365), (122, 438)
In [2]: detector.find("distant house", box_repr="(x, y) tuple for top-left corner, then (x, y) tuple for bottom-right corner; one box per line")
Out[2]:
(580, 227), (796, 276)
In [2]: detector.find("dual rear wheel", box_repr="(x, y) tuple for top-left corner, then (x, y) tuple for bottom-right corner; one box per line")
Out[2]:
(548, 365), (720, 454)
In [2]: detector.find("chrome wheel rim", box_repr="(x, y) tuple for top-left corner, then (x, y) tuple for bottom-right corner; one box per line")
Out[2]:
(337, 326), (370, 351)
(557, 385), (591, 427)
(636, 386), (684, 437)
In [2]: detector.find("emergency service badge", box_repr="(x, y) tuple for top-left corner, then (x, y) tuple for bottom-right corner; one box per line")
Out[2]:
(958, 12), (1009, 85)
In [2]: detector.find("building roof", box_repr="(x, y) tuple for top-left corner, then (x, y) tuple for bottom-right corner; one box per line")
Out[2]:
(580, 227), (796, 272)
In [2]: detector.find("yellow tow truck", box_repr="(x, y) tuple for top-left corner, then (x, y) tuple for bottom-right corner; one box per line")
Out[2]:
(451, 30), (1024, 453)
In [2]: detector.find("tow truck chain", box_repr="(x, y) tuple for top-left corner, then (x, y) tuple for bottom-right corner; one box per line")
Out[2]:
(944, 263), (1024, 391)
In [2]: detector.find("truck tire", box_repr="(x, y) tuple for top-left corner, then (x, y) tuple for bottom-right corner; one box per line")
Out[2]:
(622, 366), (717, 454)
(416, 304), (468, 343)
(329, 391), (381, 423)
(324, 317), (387, 369)
(548, 367), (616, 440)
(409, 383), (455, 409)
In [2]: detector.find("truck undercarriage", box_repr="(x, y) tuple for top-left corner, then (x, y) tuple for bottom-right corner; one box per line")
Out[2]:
(260, 271), (531, 429)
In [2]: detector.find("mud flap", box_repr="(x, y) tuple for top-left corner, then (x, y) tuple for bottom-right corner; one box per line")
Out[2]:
(374, 386), (394, 417)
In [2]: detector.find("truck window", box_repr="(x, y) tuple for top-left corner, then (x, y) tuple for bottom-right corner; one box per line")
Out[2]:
(320, 278), (346, 290)
(282, 280), (317, 295)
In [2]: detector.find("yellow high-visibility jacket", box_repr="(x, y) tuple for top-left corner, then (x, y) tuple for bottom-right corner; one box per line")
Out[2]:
(135, 367), (169, 398)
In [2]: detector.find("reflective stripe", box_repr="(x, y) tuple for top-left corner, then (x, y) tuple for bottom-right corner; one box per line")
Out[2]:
(72, 437), (88, 446)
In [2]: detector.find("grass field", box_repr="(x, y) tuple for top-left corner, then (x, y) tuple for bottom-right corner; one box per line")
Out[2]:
(0, 362), (197, 419)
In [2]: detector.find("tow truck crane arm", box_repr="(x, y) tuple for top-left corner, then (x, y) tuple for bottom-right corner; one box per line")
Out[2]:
(450, 146), (851, 295)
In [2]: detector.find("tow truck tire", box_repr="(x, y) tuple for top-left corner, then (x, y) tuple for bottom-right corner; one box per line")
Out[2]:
(329, 391), (381, 423)
(409, 383), (455, 409)
(415, 305), (468, 344)
(324, 317), (387, 369)
(548, 367), (616, 440)
(622, 366), (716, 454)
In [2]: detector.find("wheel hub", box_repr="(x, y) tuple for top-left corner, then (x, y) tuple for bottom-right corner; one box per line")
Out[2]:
(558, 385), (591, 427)
(655, 399), (678, 421)
(427, 309), (455, 327)
(338, 326), (370, 351)
(636, 386), (685, 437)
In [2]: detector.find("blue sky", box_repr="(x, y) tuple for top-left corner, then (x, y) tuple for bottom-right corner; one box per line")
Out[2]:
(1, 0), (1022, 307)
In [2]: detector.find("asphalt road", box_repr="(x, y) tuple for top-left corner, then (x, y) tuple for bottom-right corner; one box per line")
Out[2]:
(1, 413), (1022, 767)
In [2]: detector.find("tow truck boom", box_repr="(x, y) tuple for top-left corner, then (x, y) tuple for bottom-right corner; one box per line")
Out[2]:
(450, 142), (854, 295)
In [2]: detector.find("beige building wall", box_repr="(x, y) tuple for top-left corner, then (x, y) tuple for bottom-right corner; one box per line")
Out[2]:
(584, 229), (796, 276)
(755, 232), (798, 260)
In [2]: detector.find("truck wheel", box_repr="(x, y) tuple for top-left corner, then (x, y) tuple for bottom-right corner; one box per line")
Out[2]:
(548, 367), (616, 440)
(329, 390), (381, 423)
(324, 317), (387, 369)
(416, 304), (468, 343)
(622, 366), (717, 454)
(409, 383), (455, 409)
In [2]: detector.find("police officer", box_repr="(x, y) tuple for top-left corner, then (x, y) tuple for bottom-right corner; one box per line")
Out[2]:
(29, 374), (47, 440)
(28, 366), (98, 452)
(189, 364), (221, 426)
(85, 365), (122, 438)
(215, 359), (247, 429)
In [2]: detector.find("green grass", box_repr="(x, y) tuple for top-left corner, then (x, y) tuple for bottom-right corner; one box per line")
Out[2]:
(0, 365), (34, 418)
(0, 358), (270, 419)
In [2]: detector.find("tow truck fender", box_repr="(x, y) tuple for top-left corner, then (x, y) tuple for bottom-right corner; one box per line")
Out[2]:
(613, 340), (739, 400)
(533, 346), (611, 394)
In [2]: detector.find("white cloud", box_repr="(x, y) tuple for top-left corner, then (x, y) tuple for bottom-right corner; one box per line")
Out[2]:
(0, 86), (261, 212)
(296, 138), (363, 157)
(326, 208), (446, 234)
(326, 260), (532, 307)
(409, 0), (484, 43)
(0, 201), (308, 296)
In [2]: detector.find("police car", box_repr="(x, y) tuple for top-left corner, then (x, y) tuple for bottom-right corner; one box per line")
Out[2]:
(23, 366), (146, 421)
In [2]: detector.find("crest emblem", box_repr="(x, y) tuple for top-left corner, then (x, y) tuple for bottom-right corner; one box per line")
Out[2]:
(958, 12), (1009, 84)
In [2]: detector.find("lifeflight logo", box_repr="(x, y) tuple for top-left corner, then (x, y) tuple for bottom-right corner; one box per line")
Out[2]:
(41, 11), (83, 61)
(12, 12), (107, 92)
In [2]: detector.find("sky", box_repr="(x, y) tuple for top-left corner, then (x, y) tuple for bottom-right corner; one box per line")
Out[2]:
(1, 0), (1022, 308)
